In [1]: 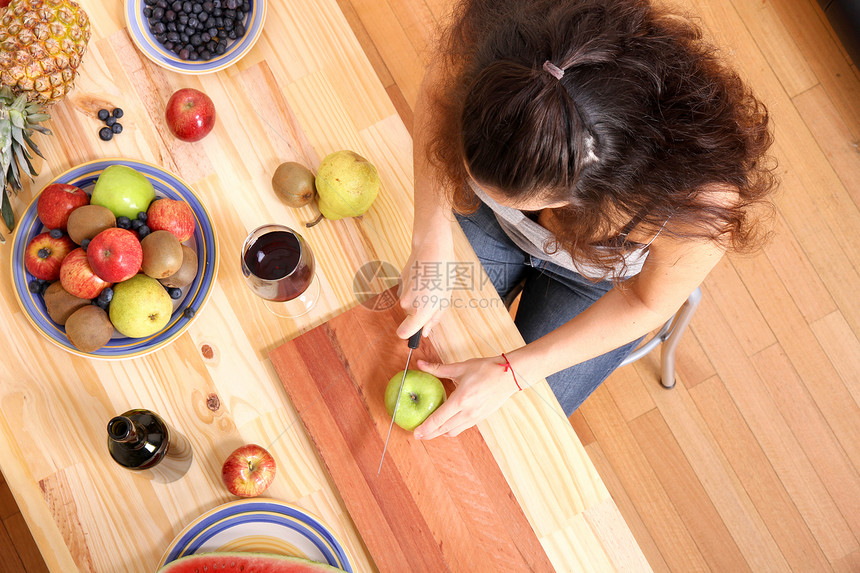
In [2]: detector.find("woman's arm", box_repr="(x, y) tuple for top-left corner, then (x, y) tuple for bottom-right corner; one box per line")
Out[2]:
(413, 189), (737, 439)
(397, 61), (459, 338)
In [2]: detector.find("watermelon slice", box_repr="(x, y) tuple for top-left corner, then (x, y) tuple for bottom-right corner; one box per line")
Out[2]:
(157, 552), (345, 572)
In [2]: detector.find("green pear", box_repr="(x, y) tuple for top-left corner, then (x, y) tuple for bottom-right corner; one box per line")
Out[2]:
(109, 274), (173, 338)
(314, 150), (379, 221)
(91, 165), (156, 219)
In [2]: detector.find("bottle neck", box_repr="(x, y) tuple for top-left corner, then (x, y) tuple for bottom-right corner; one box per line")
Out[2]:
(108, 416), (147, 449)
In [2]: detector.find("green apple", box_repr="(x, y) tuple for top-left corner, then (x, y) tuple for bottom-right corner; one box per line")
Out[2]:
(91, 165), (156, 219)
(109, 274), (173, 338)
(384, 370), (446, 431)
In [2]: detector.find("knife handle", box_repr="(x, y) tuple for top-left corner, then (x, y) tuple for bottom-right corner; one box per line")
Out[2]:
(408, 328), (423, 349)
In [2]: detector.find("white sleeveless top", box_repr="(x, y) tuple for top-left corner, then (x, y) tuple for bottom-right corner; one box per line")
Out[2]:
(468, 178), (653, 280)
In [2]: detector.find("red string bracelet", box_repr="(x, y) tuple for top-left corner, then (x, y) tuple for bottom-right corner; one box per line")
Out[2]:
(499, 353), (522, 391)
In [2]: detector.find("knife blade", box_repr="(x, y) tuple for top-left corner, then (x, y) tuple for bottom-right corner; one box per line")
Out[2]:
(377, 327), (423, 475)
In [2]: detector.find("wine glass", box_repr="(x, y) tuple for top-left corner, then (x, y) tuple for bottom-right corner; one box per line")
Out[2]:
(240, 224), (320, 318)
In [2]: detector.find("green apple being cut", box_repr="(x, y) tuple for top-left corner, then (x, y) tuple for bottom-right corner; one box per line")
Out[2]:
(109, 274), (173, 338)
(91, 165), (156, 219)
(384, 370), (446, 431)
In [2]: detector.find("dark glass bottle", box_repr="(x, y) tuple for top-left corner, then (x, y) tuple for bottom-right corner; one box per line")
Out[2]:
(107, 409), (193, 483)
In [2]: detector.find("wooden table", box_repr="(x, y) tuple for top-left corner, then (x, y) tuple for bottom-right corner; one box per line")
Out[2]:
(0, 1), (650, 571)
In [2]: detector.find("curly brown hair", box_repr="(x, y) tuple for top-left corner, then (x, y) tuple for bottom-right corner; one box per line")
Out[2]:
(428, 0), (776, 277)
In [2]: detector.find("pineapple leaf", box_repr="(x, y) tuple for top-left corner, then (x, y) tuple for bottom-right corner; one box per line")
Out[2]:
(1, 186), (13, 234)
(22, 132), (44, 159)
(8, 156), (20, 191)
(27, 113), (51, 123)
(29, 125), (52, 135)
(12, 144), (34, 181)
(8, 109), (24, 130)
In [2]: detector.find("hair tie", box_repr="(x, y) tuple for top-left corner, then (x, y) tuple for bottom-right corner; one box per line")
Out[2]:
(542, 60), (565, 80)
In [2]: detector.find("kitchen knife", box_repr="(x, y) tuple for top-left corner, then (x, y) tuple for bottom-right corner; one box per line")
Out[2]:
(377, 327), (423, 475)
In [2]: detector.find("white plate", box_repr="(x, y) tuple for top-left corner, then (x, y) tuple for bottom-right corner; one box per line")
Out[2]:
(157, 499), (353, 571)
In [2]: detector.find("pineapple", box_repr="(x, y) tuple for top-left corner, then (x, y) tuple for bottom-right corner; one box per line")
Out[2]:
(0, 0), (90, 106)
(0, 86), (51, 242)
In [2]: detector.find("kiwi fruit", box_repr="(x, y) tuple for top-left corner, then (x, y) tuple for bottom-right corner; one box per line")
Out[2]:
(65, 306), (114, 352)
(43, 281), (91, 325)
(159, 245), (198, 288)
(141, 230), (183, 279)
(67, 205), (117, 244)
(272, 162), (315, 208)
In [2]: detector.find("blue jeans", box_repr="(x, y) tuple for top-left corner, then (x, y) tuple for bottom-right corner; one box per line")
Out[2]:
(456, 204), (644, 415)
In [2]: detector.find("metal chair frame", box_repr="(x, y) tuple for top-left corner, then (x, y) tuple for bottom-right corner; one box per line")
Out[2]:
(619, 287), (702, 388)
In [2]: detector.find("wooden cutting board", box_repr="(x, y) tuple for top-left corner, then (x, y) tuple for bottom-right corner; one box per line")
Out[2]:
(269, 287), (554, 572)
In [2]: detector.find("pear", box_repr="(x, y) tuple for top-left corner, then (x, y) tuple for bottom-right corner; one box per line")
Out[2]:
(308, 150), (379, 226)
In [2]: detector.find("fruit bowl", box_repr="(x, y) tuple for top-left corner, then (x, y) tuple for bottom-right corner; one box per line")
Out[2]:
(10, 158), (219, 360)
(124, 0), (266, 74)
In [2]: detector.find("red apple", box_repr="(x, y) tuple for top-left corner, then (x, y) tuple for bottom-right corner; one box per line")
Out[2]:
(87, 228), (143, 283)
(60, 248), (112, 299)
(165, 88), (216, 142)
(147, 198), (196, 242)
(221, 444), (277, 498)
(24, 232), (76, 281)
(37, 183), (90, 231)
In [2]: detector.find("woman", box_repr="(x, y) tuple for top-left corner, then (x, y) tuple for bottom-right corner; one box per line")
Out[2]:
(397, 0), (775, 440)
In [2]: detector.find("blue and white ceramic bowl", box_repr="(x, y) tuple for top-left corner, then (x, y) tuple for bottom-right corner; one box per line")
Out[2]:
(158, 499), (354, 570)
(10, 158), (219, 360)
(125, 0), (267, 74)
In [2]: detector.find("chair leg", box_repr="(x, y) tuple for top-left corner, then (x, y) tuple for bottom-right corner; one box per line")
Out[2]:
(659, 287), (702, 388)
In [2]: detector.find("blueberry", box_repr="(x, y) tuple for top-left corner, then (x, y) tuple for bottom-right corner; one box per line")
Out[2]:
(178, 13), (188, 24)
(189, 51), (200, 61)
(37, 248), (49, 258)
(131, 219), (143, 231)
(227, 29), (236, 39)
(199, 50), (211, 60)
(104, 116), (116, 128)
(225, 0), (237, 9)
(143, 6), (153, 17)
(172, 0), (182, 10)
(99, 127), (113, 141)
(183, 1), (192, 12)
(98, 287), (114, 304)
(207, 26), (217, 36)
(183, 307), (196, 319)
(144, 0), (156, 5)
(49, 228), (63, 239)
(165, 9), (176, 21)
(28, 279), (41, 293)
(136, 211), (147, 222)
(192, 2), (202, 13)
(207, 40), (217, 52)
(188, 17), (199, 28)
(97, 108), (110, 121)
(234, 24), (245, 36)
(39, 281), (50, 295)
(224, 8), (234, 19)
(152, 7), (164, 20)
(80, 238), (90, 251)
(178, 48), (190, 59)
(152, 21), (166, 34)
(157, 0), (168, 8)
(111, 123), (123, 134)
(202, 1), (213, 11)
(138, 225), (151, 239)
(212, 10), (221, 19)
(116, 216), (131, 229)
(167, 31), (179, 42)
(168, 287), (183, 299)
(215, 42), (226, 55)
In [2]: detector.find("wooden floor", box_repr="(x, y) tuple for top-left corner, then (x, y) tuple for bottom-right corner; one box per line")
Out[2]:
(3, 0), (859, 571)
(338, 0), (860, 571)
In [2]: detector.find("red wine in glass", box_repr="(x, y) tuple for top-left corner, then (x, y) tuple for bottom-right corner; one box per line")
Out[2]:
(241, 225), (319, 315)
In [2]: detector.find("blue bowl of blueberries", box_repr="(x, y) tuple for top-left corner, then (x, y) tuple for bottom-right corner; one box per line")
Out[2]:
(125, 0), (266, 74)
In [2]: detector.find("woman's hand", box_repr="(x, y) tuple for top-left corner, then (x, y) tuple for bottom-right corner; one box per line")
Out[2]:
(396, 237), (455, 339)
(412, 357), (519, 440)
